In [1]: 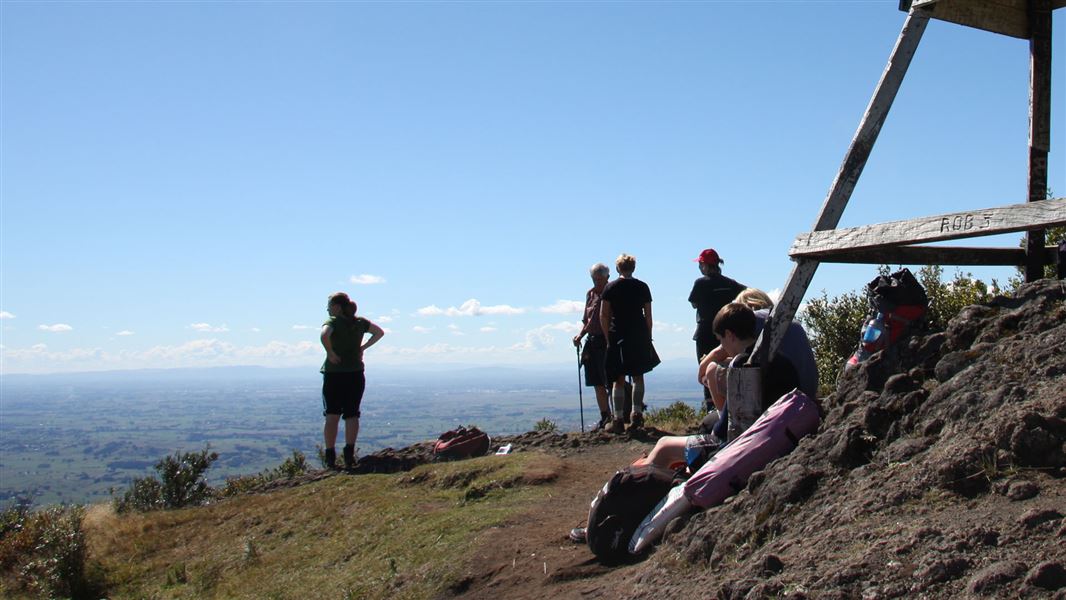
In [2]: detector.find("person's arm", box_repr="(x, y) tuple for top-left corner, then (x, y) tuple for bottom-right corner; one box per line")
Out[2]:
(644, 302), (653, 337)
(361, 322), (385, 351)
(696, 345), (728, 383)
(320, 325), (340, 364)
(599, 300), (612, 345)
(573, 297), (590, 347)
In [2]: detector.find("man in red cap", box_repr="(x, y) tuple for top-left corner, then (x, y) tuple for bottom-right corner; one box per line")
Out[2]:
(688, 248), (745, 411)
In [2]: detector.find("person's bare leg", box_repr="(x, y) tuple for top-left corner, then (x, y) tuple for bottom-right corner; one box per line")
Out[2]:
(633, 436), (687, 469)
(324, 414), (340, 448)
(344, 417), (359, 446)
(706, 363), (727, 412)
(631, 374), (645, 418)
(323, 414), (341, 467)
(594, 385), (609, 415)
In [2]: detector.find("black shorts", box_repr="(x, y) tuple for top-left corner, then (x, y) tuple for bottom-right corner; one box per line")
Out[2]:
(581, 334), (608, 387)
(322, 371), (366, 419)
(605, 333), (660, 381)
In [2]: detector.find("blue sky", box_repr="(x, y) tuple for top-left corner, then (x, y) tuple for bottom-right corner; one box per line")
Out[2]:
(1, 1), (1063, 374)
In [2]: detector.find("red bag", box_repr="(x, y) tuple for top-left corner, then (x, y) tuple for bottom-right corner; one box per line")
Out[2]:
(433, 426), (491, 460)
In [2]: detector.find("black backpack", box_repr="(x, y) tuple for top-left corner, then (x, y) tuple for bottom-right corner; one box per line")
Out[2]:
(586, 464), (681, 562)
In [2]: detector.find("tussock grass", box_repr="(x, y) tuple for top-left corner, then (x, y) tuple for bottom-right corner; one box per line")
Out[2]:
(86, 452), (562, 599)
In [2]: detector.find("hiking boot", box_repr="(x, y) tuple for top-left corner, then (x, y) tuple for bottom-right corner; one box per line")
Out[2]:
(324, 447), (337, 469)
(592, 413), (612, 431)
(629, 413), (644, 430)
(606, 418), (626, 434)
(343, 445), (357, 470)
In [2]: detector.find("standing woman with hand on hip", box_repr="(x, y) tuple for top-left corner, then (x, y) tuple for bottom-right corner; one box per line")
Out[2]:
(320, 292), (385, 470)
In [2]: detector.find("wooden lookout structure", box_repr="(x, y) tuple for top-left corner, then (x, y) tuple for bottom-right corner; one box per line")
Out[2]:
(754, 0), (1066, 364)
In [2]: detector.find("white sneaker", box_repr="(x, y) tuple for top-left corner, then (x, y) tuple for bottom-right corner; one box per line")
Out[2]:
(629, 485), (692, 554)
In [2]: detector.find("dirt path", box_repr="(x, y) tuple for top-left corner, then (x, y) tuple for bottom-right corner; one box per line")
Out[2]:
(447, 438), (658, 600)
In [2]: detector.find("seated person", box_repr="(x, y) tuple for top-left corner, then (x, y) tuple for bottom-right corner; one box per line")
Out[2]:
(635, 294), (817, 472)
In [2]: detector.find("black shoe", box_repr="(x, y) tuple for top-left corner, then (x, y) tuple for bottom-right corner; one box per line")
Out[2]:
(324, 447), (337, 469)
(343, 445), (356, 470)
(629, 413), (644, 430)
(592, 414), (612, 431)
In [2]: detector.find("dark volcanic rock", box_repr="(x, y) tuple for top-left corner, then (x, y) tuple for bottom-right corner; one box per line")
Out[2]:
(1026, 561), (1066, 590)
(1005, 479), (1039, 501)
(626, 280), (1066, 600)
(968, 561), (1028, 594)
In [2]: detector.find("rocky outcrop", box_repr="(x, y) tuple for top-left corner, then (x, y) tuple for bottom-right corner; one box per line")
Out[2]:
(629, 279), (1066, 599)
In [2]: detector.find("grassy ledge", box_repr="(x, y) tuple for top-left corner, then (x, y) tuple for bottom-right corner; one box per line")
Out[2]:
(79, 452), (562, 600)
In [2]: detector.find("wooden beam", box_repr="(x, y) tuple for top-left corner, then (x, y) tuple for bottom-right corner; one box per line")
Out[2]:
(813, 245), (1060, 266)
(908, 0), (1066, 38)
(1026, 0), (1052, 282)
(753, 11), (930, 366)
(790, 197), (1066, 259)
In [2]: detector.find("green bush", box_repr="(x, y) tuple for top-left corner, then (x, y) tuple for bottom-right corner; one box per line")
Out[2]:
(114, 446), (219, 513)
(533, 418), (557, 433)
(0, 504), (103, 599)
(644, 400), (705, 433)
(798, 288), (868, 396)
(220, 450), (310, 497)
(918, 265), (997, 331)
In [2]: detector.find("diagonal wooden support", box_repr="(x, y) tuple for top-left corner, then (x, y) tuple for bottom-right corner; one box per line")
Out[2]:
(751, 10), (930, 366)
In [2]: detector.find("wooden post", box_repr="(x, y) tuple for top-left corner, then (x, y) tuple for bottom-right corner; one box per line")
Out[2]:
(753, 11), (930, 365)
(1026, 0), (1052, 282)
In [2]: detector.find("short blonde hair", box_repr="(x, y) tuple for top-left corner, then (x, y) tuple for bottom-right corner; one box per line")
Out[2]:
(615, 254), (636, 274)
(735, 288), (773, 310)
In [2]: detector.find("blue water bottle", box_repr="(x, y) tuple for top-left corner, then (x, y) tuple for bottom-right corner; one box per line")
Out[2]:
(861, 312), (886, 352)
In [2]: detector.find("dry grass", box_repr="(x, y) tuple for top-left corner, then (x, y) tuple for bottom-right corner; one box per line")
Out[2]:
(85, 452), (562, 600)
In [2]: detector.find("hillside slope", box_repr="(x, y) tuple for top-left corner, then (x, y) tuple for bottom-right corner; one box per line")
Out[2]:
(621, 279), (1066, 599)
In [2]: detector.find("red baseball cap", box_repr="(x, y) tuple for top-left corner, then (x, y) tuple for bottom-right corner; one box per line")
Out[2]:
(695, 248), (724, 264)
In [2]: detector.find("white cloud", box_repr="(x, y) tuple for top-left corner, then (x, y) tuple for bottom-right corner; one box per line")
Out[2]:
(416, 299), (524, 317)
(350, 274), (386, 285)
(447, 324), (460, 331)
(479, 326), (497, 333)
(653, 320), (687, 334)
(540, 300), (584, 314)
(39, 323), (72, 333)
(767, 288), (782, 305)
(412, 326), (432, 334)
(116, 330), (135, 336)
(510, 321), (581, 351)
(0, 311), (14, 319)
(292, 325), (316, 330)
(375, 315), (394, 323)
(190, 323), (229, 333)
(250, 327), (261, 332)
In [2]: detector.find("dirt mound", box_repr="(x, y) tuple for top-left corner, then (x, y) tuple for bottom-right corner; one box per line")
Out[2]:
(623, 279), (1066, 599)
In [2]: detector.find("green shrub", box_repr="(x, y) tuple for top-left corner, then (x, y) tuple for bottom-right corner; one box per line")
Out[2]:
(220, 450), (310, 497)
(798, 288), (868, 396)
(918, 265), (997, 331)
(644, 401), (705, 433)
(0, 505), (103, 599)
(114, 446), (219, 513)
(533, 418), (557, 433)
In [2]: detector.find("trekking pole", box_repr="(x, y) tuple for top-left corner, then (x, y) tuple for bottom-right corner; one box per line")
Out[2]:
(576, 344), (585, 433)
